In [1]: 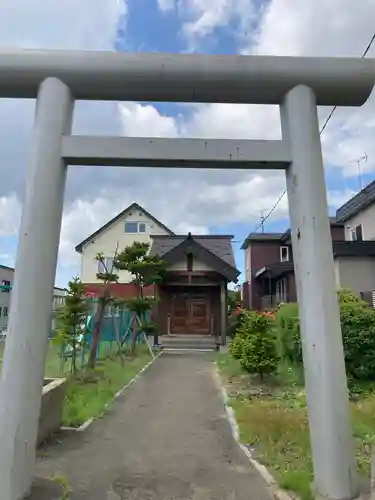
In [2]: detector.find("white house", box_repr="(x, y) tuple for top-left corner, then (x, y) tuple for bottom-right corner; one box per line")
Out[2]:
(75, 202), (175, 285)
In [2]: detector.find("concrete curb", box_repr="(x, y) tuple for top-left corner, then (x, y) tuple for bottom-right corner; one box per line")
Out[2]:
(61, 351), (162, 433)
(213, 366), (297, 500)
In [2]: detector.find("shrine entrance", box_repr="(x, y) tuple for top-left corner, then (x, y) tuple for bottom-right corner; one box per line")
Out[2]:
(0, 50), (374, 500)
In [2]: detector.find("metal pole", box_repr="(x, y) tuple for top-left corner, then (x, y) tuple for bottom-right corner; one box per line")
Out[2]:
(0, 78), (73, 500)
(280, 85), (358, 500)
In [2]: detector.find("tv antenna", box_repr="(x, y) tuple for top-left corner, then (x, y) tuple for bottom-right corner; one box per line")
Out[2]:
(349, 154), (367, 191)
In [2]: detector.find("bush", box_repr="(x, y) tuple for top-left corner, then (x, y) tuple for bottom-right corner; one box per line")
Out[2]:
(228, 310), (278, 378)
(275, 302), (302, 366)
(237, 310), (273, 335)
(275, 290), (375, 381)
(240, 328), (279, 379)
(339, 291), (375, 380)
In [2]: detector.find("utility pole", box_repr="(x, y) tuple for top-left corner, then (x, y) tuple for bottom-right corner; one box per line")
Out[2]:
(349, 153), (367, 191)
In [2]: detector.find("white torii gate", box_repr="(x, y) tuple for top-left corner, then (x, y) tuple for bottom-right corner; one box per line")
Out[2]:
(0, 51), (374, 500)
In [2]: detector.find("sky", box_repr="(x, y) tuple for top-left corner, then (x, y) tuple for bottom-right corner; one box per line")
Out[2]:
(0, 0), (375, 287)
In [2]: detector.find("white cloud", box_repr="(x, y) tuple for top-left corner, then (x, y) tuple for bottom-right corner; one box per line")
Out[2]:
(174, 222), (210, 234)
(0, 0), (125, 49)
(157, 0), (175, 11)
(251, 0), (375, 57)
(247, 0), (375, 181)
(0, 0), (127, 278)
(181, 103), (280, 139)
(0, 194), (21, 236)
(158, 0), (257, 48)
(119, 103), (180, 137)
(327, 189), (357, 211)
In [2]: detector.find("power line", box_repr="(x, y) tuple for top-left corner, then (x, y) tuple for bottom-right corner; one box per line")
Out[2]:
(246, 31), (375, 238)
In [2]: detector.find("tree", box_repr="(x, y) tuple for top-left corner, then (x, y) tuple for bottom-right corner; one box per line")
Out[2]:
(228, 289), (241, 313)
(114, 241), (166, 353)
(87, 249), (119, 369)
(54, 277), (88, 375)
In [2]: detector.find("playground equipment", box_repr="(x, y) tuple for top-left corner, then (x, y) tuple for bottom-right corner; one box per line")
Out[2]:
(0, 50), (375, 500)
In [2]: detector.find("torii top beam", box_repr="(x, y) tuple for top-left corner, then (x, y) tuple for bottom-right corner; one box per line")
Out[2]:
(0, 50), (374, 105)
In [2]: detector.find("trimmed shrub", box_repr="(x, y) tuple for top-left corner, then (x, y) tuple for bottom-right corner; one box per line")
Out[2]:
(240, 327), (279, 379)
(275, 290), (375, 381)
(228, 310), (278, 378)
(228, 309), (252, 358)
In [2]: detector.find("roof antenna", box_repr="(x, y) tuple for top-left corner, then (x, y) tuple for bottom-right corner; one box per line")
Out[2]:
(349, 153), (367, 192)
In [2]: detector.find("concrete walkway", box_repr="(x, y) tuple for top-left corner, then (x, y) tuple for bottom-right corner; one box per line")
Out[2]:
(34, 353), (273, 499)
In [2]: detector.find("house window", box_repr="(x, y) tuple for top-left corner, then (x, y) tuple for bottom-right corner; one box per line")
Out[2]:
(4, 306), (8, 317)
(0, 306), (2, 317)
(124, 221), (147, 233)
(280, 246), (289, 262)
(97, 257), (114, 273)
(1, 280), (10, 292)
(350, 224), (363, 241)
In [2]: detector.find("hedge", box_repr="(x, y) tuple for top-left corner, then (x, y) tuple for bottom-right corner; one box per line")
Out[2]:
(275, 289), (375, 381)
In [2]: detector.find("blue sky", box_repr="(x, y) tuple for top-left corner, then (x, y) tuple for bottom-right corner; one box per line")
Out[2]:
(0, 0), (375, 287)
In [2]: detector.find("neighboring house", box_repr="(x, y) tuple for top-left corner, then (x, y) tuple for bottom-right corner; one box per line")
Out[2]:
(241, 217), (375, 309)
(336, 179), (375, 241)
(0, 264), (66, 332)
(75, 203), (240, 341)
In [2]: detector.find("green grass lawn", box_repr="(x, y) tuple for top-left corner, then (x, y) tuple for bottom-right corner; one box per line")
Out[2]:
(215, 353), (375, 500)
(1, 340), (153, 428)
(62, 346), (151, 427)
(0, 339), (119, 378)
(1, 340), (66, 377)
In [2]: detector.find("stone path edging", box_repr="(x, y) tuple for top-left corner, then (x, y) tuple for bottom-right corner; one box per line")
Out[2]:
(213, 366), (297, 500)
(61, 351), (163, 433)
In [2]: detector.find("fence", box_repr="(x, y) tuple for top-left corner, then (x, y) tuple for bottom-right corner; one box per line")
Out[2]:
(56, 298), (151, 365)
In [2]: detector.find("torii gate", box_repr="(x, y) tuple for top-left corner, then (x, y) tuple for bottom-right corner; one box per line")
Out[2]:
(0, 51), (374, 500)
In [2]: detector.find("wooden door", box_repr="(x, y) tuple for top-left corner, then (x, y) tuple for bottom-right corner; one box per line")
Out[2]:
(171, 295), (210, 334)
(171, 296), (189, 333)
(189, 299), (210, 334)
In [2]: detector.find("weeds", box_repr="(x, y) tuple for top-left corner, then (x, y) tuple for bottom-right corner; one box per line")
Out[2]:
(216, 352), (375, 500)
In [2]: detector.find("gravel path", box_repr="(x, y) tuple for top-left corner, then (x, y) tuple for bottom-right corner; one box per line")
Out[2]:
(34, 352), (273, 500)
